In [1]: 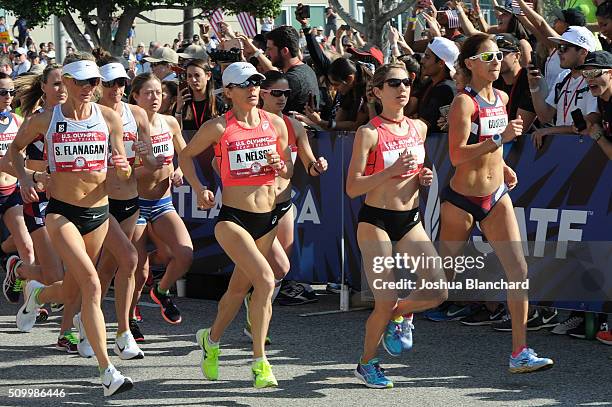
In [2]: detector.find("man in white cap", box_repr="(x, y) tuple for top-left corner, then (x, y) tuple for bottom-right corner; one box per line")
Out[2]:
(12, 47), (30, 78)
(417, 36), (459, 133)
(528, 26), (599, 148)
(144, 47), (179, 82)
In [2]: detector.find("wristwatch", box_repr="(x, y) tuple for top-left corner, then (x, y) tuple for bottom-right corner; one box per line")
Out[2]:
(492, 133), (503, 147)
(590, 128), (604, 142)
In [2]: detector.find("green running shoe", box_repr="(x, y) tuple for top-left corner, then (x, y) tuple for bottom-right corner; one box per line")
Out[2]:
(252, 359), (278, 388)
(196, 328), (219, 380)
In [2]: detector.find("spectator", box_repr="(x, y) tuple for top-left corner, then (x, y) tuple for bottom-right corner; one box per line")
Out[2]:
(577, 50), (612, 159)
(159, 80), (178, 115)
(39, 42), (48, 53)
(127, 25), (135, 47)
(596, 1), (612, 52)
(12, 17), (28, 47)
(315, 27), (325, 43)
(264, 25), (320, 113)
(415, 37), (459, 134)
(192, 34), (203, 46)
(12, 47), (30, 77)
(47, 41), (55, 51)
(144, 47), (179, 82)
(177, 44), (208, 61)
(0, 16), (7, 33)
(324, 7), (338, 38)
(27, 50), (40, 67)
(0, 56), (12, 77)
(493, 34), (537, 129)
(135, 42), (146, 62)
(529, 26), (598, 149)
(261, 17), (274, 34)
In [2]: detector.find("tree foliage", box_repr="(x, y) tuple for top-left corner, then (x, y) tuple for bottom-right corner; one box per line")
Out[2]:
(0, 0), (282, 56)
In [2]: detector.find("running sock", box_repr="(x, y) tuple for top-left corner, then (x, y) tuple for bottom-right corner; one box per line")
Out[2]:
(272, 279), (282, 302)
(207, 333), (219, 347)
(253, 356), (267, 363)
(512, 345), (528, 358)
(156, 284), (170, 296)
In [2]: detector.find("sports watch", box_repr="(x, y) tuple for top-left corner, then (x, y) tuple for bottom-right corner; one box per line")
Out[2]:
(492, 133), (503, 147)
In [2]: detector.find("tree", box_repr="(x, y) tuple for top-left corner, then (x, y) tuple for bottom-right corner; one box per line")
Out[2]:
(329, 0), (416, 51)
(0, 0), (282, 56)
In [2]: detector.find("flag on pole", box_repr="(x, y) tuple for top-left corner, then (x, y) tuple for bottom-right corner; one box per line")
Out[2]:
(237, 12), (258, 38)
(209, 9), (225, 39)
(445, 10), (460, 29)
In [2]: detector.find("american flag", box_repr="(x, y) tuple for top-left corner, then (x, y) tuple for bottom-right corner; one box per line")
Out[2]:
(208, 9), (225, 39)
(507, 0), (533, 15)
(445, 10), (459, 29)
(237, 12), (258, 38)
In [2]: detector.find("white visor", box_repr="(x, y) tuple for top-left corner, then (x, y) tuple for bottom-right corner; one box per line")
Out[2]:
(100, 63), (129, 82)
(63, 60), (102, 80)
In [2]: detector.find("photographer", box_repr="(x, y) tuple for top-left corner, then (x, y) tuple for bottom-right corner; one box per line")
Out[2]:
(577, 51), (612, 159)
(324, 7), (338, 38)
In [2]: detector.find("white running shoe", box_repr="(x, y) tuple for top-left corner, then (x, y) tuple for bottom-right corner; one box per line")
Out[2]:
(114, 331), (144, 360)
(101, 365), (134, 397)
(16, 280), (45, 332)
(73, 312), (95, 358)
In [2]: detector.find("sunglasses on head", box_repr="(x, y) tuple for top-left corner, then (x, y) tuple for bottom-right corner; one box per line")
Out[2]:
(581, 68), (608, 79)
(72, 77), (101, 87)
(384, 78), (413, 88)
(469, 51), (504, 62)
(102, 78), (128, 88)
(228, 78), (262, 89)
(557, 44), (578, 53)
(0, 89), (16, 97)
(263, 89), (291, 97)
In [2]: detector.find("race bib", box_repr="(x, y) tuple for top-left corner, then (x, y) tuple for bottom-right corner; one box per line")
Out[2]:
(151, 132), (174, 164)
(290, 144), (298, 165)
(227, 136), (276, 178)
(52, 132), (107, 172)
(479, 105), (508, 141)
(0, 132), (16, 157)
(109, 131), (137, 166)
(381, 137), (425, 177)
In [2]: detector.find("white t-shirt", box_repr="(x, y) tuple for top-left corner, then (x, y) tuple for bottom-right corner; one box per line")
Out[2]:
(545, 71), (598, 126)
(544, 51), (569, 94)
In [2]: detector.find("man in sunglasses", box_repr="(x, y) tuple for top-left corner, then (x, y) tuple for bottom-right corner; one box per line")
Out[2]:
(577, 50), (612, 159)
(12, 47), (29, 78)
(528, 26), (598, 149)
(143, 47), (179, 82)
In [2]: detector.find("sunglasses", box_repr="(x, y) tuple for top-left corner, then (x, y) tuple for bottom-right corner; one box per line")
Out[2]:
(102, 78), (128, 88)
(582, 68), (608, 79)
(0, 89), (16, 97)
(469, 51), (504, 62)
(228, 78), (262, 89)
(384, 78), (413, 87)
(262, 89), (291, 97)
(557, 44), (578, 53)
(72, 78), (101, 87)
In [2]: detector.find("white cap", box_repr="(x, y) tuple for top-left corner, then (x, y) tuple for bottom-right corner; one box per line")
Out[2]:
(177, 44), (208, 60)
(222, 62), (265, 87)
(47, 50), (56, 59)
(62, 60), (102, 80)
(548, 26), (596, 52)
(317, 26), (324, 31)
(14, 47), (27, 55)
(100, 63), (129, 82)
(427, 37), (460, 74)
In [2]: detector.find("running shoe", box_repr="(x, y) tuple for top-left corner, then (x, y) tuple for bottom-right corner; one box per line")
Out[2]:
(196, 328), (220, 380)
(425, 302), (477, 321)
(16, 280), (45, 332)
(551, 312), (584, 335)
(3, 255), (23, 304)
(400, 314), (414, 351)
(276, 281), (317, 306)
(36, 308), (49, 323)
(129, 319), (145, 342)
(243, 293), (271, 345)
(134, 305), (143, 322)
(56, 331), (79, 354)
(492, 309), (538, 332)
(382, 317), (404, 356)
(252, 359), (278, 388)
(528, 308), (559, 330)
(354, 358), (394, 389)
(150, 285), (182, 324)
(567, 319), (587, 339)
(461, 304), (506, 326)
(101, 365), (133, 397)
(50, 303), (64, 313)
(596, 324), (612, 345)
(114, 331), (145, 360)
(508, 348), (554, 373)
(73, 312), (95, 358)
(326, 282), (342, 294)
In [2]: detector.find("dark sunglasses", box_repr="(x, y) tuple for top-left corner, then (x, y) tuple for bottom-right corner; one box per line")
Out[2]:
(264, 89), (291, 98)
(72, 78), (101, 87)
(102, 78), (128, 88)
(557, 44), (579, 53)
(0, 89), (16, 97)
(228, 78), (262, 89)
(385, 78), (413, 88)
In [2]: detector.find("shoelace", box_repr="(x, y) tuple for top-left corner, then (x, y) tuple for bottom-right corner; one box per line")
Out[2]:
(64, 332), (79, 345)
(206, 345), (220, 360)
(371, 362), (388, 380)
(562, 316), (583, 329)
(13, 279), (24, 293)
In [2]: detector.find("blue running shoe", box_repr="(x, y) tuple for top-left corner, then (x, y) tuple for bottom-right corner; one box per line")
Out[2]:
(400, 314), (414, 351)
(509, 348), (554, 373)
(382, 318), (403, 356)
(354, 358), (393, 388)
(424, 303), (477, 322)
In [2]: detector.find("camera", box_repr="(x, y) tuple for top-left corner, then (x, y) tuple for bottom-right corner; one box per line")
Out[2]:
(207, 48), (241, 63)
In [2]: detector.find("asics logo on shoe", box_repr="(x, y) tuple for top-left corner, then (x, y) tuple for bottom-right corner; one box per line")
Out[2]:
(117, 344), (126, 352)
(102, 382), (111, 390)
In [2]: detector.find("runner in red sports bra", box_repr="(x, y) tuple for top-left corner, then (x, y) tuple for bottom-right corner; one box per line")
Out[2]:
(8, 56), (135, 396)
(442, 33), (553, 373)
(346, 62), (446, 389)
(180, 62), (291, 389)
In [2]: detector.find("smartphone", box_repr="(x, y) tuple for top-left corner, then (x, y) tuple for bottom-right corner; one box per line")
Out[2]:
(530, 50), (539, 69)
(571, 109), (587, 132)
(341, 24), (351, 31)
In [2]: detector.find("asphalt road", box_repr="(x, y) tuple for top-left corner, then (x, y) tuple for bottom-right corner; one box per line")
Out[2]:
(0, 289), (611, 407)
